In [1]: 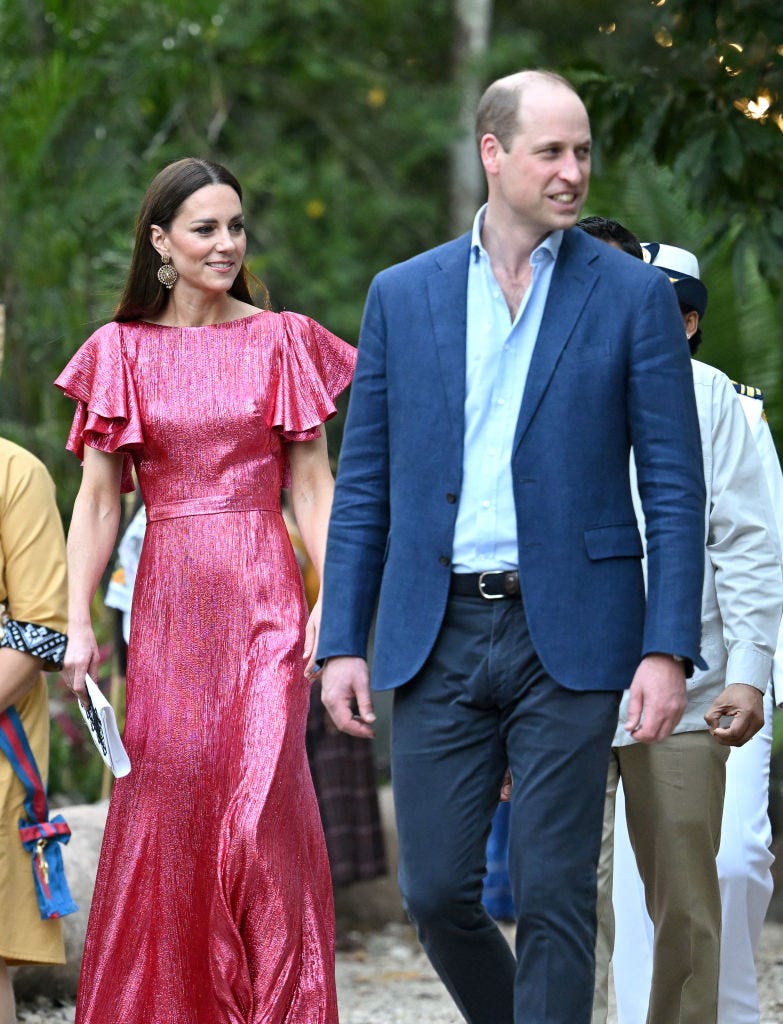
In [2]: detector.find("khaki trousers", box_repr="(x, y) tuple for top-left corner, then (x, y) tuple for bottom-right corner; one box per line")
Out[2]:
(593, 732), (729, 1024)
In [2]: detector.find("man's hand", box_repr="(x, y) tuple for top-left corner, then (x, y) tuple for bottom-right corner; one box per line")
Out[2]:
(321, 656), (376, 739)
(704, 683), (764, 747)
(623, 653), (687, 743)
(499, 768), (512, 803)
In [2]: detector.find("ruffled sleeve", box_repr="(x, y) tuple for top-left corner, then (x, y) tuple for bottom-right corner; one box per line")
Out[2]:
(54, 322), (144, 493)
(270, 311), (356, 442)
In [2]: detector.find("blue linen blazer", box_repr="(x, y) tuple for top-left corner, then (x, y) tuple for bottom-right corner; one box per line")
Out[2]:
(318, 227), (706, 692)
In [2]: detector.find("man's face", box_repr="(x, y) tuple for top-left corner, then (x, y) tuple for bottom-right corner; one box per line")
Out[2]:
(484, 82), (592, 241)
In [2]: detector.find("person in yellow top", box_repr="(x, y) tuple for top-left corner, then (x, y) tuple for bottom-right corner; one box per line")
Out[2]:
(0, 437), (68, 1024)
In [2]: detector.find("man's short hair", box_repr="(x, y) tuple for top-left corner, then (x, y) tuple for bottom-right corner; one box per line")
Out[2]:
(475, 70), (577, 153)
(577, 216), (643, 260)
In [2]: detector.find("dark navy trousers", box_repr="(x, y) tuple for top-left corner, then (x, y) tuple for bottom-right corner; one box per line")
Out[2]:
(391, 593), (621, 1024)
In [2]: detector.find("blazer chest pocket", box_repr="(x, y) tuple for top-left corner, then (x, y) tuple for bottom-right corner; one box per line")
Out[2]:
(583, 523), (643, 561)
(565, 335), (611, 362)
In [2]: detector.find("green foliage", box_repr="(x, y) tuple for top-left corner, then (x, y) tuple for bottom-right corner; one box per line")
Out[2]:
(487, 0), (783, 444)
(0, 0), (780, 517)
(585, 154), (783, 442)
(493, 0), (783, 289)
(774, 706), (783, 756)
(3, 0), (782, 505)
(0, 0), (458, 513)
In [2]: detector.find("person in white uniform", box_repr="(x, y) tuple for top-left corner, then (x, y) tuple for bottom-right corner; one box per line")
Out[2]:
(591, 241), (783, 1024)
(716, 377), (782, 1024)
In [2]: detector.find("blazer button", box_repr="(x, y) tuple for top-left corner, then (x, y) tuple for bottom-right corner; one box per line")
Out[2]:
(439, 555), (450, 566)
(446, 493), (457, 503)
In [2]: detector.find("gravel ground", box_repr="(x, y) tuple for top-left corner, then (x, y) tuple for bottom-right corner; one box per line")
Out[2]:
(18, 920), (783, 1023)
(334, 920), (783, 1023)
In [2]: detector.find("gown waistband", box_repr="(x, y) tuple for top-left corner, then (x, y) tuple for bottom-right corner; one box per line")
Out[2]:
(146, 494), (279, 522)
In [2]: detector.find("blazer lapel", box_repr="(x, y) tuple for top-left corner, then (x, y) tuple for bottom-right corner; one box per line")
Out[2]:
(426, 235), (471, 448)
(513, 231), (599, 453)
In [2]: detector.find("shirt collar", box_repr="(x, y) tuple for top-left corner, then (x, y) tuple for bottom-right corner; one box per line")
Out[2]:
(470, 204), (563, 266)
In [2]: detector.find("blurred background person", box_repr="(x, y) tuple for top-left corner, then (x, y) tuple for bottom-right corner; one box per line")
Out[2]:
(715, 373), (783, 1024)
(604, 240), (783, 1024)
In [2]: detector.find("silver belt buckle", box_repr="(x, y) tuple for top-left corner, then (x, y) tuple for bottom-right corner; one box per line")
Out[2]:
(478, 570), (505, 600)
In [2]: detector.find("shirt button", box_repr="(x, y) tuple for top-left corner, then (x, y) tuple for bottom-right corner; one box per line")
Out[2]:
(497, 397), (506, 405)
(482, 500), (491, 508)
(446, 493), (457, 504)
(439, 555), (450, 566)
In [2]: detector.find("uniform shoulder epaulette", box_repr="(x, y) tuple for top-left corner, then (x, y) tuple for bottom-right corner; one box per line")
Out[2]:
(732, 380), (764, 401)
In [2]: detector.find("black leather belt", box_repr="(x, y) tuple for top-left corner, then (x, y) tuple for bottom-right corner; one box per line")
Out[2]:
(450, 570), (520, 600)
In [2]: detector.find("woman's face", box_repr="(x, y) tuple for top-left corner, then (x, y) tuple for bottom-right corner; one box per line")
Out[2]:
(151, 183), (246, 296)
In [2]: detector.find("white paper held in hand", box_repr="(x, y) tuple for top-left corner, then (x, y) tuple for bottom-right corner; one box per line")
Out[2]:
(77, 674), (131, 778)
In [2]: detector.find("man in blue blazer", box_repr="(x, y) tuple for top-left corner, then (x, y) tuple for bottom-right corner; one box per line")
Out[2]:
(317, 70), (706, 1024)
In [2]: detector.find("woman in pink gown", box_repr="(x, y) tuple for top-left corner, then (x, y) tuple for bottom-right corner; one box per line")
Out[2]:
(56, 158), (355, 1024)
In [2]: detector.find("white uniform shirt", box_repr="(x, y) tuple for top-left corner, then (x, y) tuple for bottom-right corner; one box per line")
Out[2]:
(614, 359), (783, 745)
(735, 386), (783, 705)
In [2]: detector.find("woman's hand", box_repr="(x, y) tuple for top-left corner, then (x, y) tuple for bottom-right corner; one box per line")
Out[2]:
(303, 597), (323, 678)
(61, 623), (100, 703)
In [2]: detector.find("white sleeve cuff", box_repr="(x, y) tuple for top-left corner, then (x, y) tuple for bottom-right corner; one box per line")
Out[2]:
(724, 642), (774, 693)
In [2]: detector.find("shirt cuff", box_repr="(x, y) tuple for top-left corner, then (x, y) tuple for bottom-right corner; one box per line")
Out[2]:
(724, 642), (774, 694)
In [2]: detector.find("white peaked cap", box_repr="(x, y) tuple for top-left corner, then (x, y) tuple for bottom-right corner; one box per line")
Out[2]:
(641, 242), (701, 279)
(641, 242), (708, 318)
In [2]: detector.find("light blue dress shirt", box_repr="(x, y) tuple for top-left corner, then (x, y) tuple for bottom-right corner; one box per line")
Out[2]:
(451, 207), (562, 572)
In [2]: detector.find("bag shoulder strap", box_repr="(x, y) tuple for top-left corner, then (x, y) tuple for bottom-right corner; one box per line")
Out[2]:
(0, 706), (49, 824)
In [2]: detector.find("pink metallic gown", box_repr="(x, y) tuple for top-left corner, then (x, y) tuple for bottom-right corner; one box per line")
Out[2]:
(55, 311), (356, 1024)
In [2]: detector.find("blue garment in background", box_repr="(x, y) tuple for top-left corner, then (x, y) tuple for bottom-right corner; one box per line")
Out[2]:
(482, 801), (515, 922)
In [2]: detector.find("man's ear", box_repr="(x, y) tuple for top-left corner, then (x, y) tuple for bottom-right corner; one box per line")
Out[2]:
(683, 309), (700, 340)
(480, 133), (503, 176)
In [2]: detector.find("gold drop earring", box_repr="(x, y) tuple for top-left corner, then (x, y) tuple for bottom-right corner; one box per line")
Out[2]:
(157, 253), (178, 289)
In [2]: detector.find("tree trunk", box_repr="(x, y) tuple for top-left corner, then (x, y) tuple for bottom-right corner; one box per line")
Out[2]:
(450, 0), (493, 235)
